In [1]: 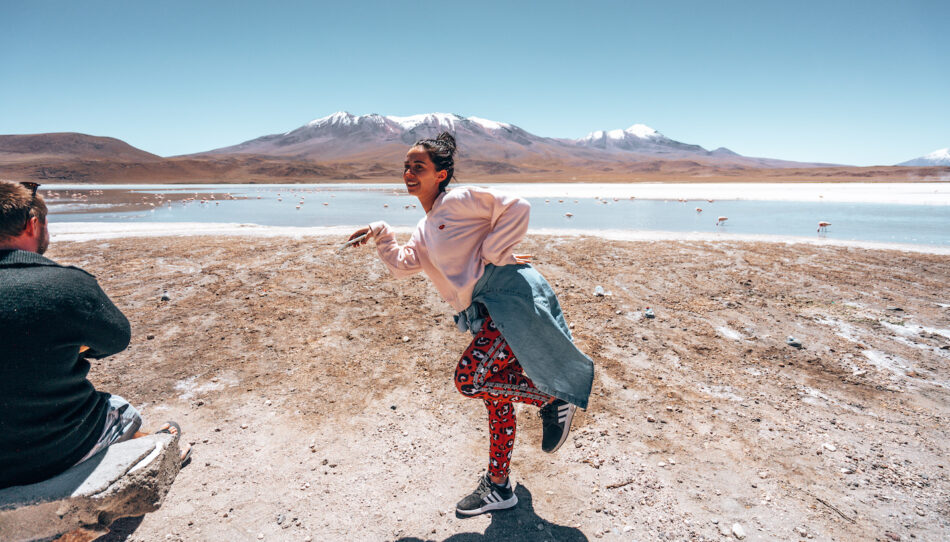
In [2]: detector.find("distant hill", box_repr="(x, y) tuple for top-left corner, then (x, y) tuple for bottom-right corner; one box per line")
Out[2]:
(0, 133), (162, 164)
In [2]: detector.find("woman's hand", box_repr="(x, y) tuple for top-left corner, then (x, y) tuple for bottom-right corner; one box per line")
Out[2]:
(345, 227), (372, 249)
(513, 253), (533, 265)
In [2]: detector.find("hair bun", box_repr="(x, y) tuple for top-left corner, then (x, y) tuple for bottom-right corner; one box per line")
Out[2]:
(435, 132), (457, 154)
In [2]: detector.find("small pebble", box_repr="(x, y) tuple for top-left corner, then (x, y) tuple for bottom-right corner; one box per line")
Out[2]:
(732, 523), (746, 539)
(402, 336), (410, 342)
(823, 443), (837, 452)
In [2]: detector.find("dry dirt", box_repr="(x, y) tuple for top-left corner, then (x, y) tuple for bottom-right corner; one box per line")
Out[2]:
(46, 235), (950, 542)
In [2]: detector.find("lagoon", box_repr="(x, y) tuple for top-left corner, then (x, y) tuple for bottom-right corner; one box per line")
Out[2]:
(42, 183), (950, 248)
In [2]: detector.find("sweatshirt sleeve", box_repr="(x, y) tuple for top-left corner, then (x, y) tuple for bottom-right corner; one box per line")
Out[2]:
(478, 190), (531, 266)
(368, 221), (424, 278)
(71, 273), (132, 359)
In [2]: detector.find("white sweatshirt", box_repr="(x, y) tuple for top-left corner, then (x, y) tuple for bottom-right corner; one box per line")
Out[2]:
(368, 186), (530, 312)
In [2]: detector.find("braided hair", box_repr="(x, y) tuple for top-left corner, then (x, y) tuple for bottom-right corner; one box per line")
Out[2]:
(413, 132), (457, 193)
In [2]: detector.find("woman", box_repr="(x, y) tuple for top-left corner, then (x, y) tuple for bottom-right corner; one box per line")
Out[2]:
(347, 132), (594, 516)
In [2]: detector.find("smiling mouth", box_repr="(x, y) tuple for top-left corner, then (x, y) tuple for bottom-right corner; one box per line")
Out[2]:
(405, 180), (419, 188)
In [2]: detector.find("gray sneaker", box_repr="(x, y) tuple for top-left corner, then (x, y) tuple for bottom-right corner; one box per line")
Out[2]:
(456, 473), (518, 516)
(539, 399), (576, 453)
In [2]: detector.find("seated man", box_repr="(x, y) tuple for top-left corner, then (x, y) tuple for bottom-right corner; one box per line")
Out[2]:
(0, 180), (187, 490)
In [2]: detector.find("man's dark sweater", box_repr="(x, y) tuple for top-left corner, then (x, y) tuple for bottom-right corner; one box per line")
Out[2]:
(0, 249), (131, 488)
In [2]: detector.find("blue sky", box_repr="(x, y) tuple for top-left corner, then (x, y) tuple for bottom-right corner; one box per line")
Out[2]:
(1, 1), (946, 166)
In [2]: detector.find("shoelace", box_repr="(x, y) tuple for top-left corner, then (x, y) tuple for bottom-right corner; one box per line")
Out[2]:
(477, 475), (495, 498)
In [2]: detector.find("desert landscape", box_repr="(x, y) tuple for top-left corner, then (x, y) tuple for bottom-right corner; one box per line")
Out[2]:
(41, 233), (949, 541)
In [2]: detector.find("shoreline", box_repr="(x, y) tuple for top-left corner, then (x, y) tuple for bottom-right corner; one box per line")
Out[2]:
(39, 181), (950, 205)
(50, 221), (950, 255)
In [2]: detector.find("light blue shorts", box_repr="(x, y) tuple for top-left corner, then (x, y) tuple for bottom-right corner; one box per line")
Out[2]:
(74, 394), (143, 465)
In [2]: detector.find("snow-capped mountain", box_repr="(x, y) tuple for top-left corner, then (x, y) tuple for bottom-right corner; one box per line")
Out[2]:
(897, 148), (950, 166)
(575, 124), (706, 154)
(205, 111), (551, 161)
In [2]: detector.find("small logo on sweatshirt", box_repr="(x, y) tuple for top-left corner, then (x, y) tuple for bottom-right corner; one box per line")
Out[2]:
(438, 224), (445, 230)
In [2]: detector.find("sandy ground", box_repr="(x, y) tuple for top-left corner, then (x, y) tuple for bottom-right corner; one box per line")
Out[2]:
(44, 234), (950, 542)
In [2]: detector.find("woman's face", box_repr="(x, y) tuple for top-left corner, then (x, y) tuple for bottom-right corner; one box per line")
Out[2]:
(404, 146), (447, 201)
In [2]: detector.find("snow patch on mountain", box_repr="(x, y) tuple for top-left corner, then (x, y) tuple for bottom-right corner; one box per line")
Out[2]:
(306, 111), (357, 128)
(302, 112), (514, 134)
(583, 124), (660, 141)
(467, 117), (511, 131)
(898, 148), (950, 166)
(387, 113), (461, 131)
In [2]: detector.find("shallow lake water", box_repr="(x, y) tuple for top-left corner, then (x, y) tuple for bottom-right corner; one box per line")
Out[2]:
(43, 183), (950, 248)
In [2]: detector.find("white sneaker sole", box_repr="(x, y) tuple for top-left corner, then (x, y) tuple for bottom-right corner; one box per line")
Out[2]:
(546, 404), (576, 453)
(456, 494), (518, 516)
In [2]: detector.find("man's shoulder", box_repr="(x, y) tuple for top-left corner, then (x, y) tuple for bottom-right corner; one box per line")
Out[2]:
(0, 250), (95, 278)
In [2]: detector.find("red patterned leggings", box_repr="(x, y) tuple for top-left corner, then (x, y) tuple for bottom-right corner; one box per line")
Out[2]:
(454, 316), (553, 478)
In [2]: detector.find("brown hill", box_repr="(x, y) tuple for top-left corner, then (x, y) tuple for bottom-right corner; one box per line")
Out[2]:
(0, 133), (163, 164)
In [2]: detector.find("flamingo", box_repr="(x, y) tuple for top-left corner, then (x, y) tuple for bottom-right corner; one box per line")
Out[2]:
(695, 207), (703, 213)
(817, 221), (831, 233)
(565, 212), (574, 218)
(716, 216), (728, 226)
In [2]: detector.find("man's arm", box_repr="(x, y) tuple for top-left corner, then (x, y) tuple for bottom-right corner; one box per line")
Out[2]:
(70, 272), (131, 359)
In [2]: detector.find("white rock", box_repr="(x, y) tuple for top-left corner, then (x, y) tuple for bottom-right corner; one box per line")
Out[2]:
(402, 336), (410, 342)
(823, 443), (837, 452)
(732, 523), (746, 539)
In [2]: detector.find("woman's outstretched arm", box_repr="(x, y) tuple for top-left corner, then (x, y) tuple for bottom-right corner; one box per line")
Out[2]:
(357, 221), (423, 277)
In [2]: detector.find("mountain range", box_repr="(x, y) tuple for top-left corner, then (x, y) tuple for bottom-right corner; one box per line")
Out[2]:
(0, 112), (946, 183)
(197, 111), (832, 175)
